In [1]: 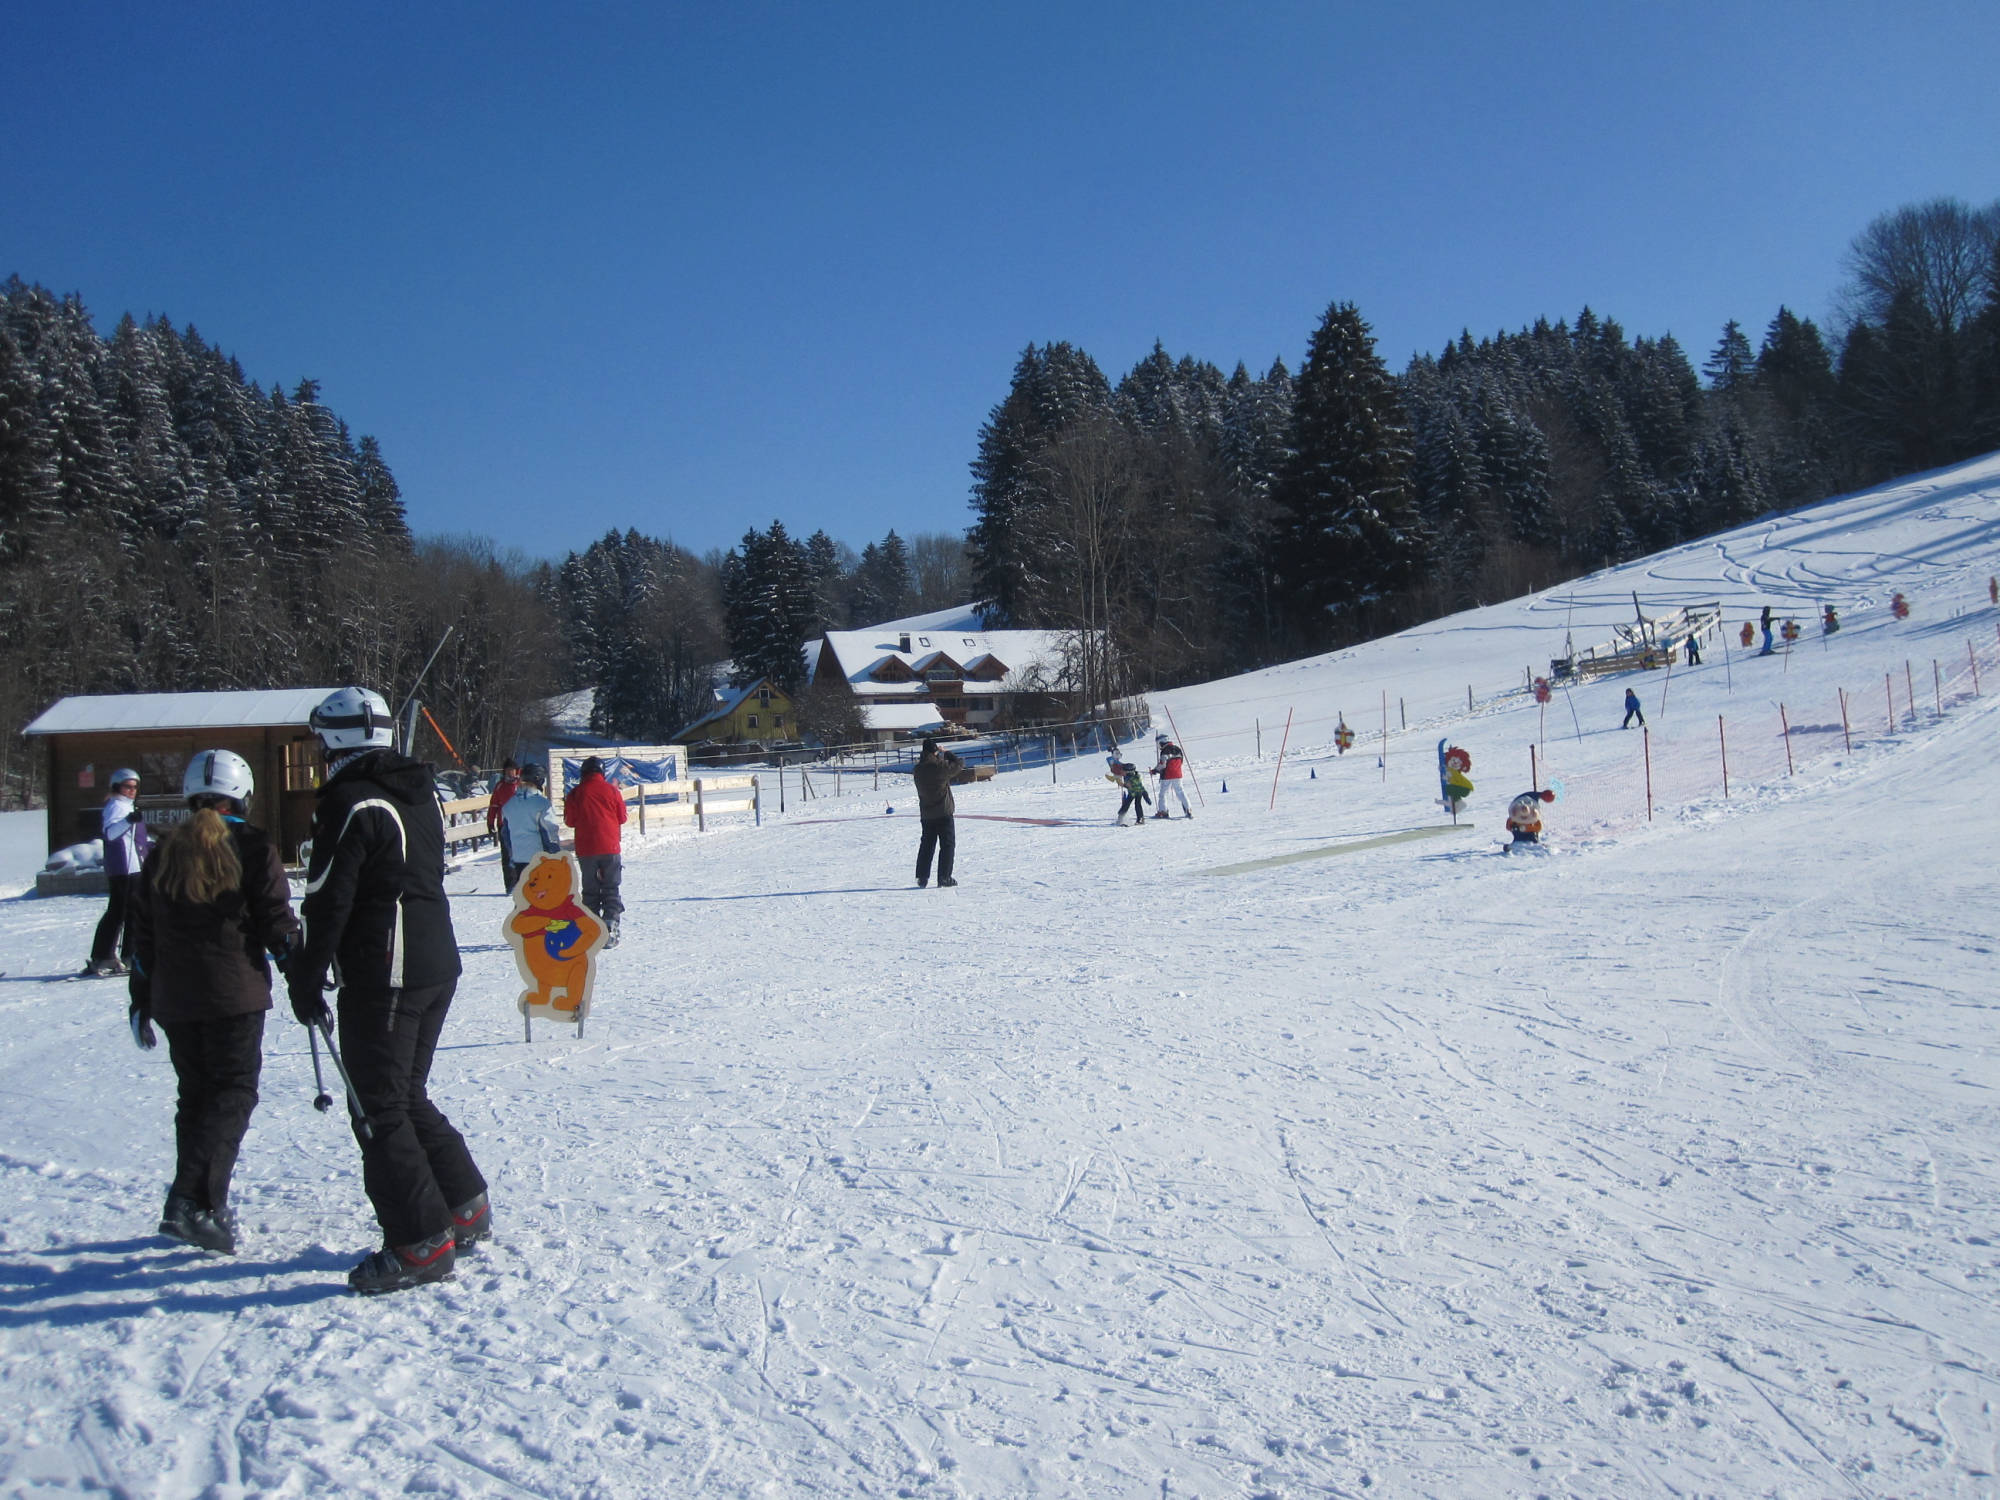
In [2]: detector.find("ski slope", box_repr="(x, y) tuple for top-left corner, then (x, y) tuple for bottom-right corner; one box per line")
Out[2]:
(3, 454), (1999, 1497)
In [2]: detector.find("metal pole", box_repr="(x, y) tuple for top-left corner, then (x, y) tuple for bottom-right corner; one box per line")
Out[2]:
(696, 779), (706, 834)
(1838, 688), (1850, 754)
(1718, 715), (1729, 798)
(1780, 705), (1794, 776)
(313, 1018), (374, 1140)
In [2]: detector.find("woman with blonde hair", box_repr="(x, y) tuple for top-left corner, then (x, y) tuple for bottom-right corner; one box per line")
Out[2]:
(129, 749), (299, 1254)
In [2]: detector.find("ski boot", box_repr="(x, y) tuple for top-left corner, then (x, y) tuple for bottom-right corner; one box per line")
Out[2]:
(348, 1229), (456, 1294)
(937, 876), (957, 887)
(451, 1192), (492, 1252)
(602, 918), (620, 950)
(159, 1193), (238, 1254)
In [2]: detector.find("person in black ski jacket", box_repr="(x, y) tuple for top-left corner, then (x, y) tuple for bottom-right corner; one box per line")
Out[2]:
(129, 749), (299, 1255)
(287, 687), (488, 1294)
(911, 737), (967, 887)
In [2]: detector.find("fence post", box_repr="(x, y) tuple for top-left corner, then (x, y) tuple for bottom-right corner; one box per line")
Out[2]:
(1643, 726), (1653, 820)
(1838, 688), (1850, 753)
(1718, 715), (1729, 799)
(1780, 705), (1794, 775)
(695, 778), (706, 834)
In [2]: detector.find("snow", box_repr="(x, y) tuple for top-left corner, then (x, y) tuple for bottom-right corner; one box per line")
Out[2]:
(0, 809), (54, 896)
(3, 455), (2000, 1496)
(22, 687), (339, 735)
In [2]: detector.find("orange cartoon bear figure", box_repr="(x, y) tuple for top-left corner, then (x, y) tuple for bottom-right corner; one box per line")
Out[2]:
(505, 852), (606, 1022)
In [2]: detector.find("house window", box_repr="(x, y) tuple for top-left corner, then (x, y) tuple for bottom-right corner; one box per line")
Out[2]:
(746, 715), (759, 729)
(917, 636), (931, 647)
(757, 690), (771, 706)
(925, 668), (956, 682)
(283, 738), (320, 792)
(773, 714), (784, 728)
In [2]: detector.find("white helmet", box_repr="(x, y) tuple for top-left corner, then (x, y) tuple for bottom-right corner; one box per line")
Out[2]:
(110, 768), (140, 787)
(183, 748), (254, 803)
(310, 686), (395, 751)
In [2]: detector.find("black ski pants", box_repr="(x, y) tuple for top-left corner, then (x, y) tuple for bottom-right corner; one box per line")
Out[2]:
(579, 853), (624, 919)
(91, 873), (142, 964)
(916, 816), (955, 885)
(160, 1011), (265, 1212)
(336, 980), (485, 1247)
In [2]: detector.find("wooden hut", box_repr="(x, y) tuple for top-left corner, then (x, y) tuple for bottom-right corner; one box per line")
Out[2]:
(23, 688), (340, 862)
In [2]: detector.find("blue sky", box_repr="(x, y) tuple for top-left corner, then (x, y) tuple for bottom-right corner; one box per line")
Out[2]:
(5, 2), (1996, 560)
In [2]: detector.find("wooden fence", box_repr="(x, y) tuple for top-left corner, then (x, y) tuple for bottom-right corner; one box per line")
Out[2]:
(440, 774), (761, 855)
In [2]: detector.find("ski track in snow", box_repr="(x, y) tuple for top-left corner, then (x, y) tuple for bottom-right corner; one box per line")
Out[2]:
(2, 455), (2000, 1495)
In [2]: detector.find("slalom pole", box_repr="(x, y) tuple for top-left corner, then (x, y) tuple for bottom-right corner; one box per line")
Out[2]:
(1268, 708), (1294, 811)
(1934, 659), (1943, 719)
(1718, 715), (1729, 799)
(1380, 691), (1388, 782)
(1164, 705), (1205, 807)
(1643, 726), (1653, 821)
(1780, 704), (1794, 776)
(1885, 672), (1894, 734)
(1971, 641), (1982, 697)
(1906, 661), (1916, 725)
(1838, 688), (1851, 753)
(1530, 742), (1538, 794)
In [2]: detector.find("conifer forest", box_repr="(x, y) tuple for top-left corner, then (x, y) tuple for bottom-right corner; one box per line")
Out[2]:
(3, 197), (1997, 803)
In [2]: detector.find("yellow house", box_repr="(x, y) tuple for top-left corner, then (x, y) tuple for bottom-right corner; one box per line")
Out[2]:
(672, 678), (797, 744)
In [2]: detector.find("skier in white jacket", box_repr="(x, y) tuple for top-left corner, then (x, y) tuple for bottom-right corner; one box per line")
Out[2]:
(86, 768), (149, 975)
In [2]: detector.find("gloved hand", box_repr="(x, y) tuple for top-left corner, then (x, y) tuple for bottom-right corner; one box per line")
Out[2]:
(127, 808), (143, 824)
(127, 978), (156, 1050)
(288, 972), (330, 1028)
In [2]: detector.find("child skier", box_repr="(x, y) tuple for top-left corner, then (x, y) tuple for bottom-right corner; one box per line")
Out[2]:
(1150, 735), (1191, 819)
(1505, 787), (1556, 848)
(1106, 758), (1151, 826)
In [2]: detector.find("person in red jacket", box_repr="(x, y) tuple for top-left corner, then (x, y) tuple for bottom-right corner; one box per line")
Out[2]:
(485, 760), (522, 893)
(563, 757), (628, 947)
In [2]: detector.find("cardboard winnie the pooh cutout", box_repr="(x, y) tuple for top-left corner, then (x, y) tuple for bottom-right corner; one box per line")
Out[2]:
(504, 851), (607, 1035)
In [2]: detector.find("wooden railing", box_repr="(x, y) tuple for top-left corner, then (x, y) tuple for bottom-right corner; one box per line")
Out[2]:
(444, 777), (761, 855)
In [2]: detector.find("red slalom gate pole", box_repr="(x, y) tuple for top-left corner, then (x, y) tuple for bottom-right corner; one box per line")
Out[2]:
(1838, 688), (1851, 753)
(1643, 726), (1653, 821)
(1718, 715), (1729, 798)
(1268, 707), (1294, 811)
(1781, 704), (1794, 775)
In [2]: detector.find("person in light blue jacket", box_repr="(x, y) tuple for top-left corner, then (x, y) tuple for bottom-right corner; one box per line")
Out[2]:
(497, 763), (562, 888)
(86, 768), (150, 976)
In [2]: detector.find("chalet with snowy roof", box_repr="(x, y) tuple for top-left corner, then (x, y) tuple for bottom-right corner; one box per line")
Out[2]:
(807, 607), (1089, 742)
(671, 677), (797, 747)
(23, 688), (340, 861)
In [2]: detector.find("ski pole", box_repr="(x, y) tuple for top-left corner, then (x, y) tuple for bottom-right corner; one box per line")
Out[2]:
(307, 1026), (334, 1113)
(314, 1017), (375, 1140)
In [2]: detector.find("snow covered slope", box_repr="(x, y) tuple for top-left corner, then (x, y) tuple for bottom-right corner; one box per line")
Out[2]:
(2, 454), (1998, 1497)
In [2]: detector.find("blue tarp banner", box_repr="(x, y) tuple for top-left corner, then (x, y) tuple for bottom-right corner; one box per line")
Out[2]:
(561, 753), (682, 793)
